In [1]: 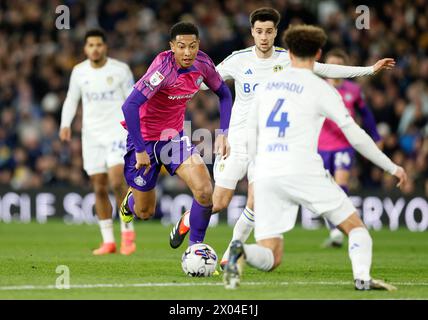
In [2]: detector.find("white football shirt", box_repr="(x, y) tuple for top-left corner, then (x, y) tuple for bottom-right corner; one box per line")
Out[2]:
(248, 67), (354, 178)
(60, 58), (134, 144)
(214, 46), (374, 153)
(248, 66), (396, 179)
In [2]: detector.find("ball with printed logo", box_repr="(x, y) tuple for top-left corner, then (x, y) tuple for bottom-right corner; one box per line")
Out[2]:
(181, 243), (218, 277)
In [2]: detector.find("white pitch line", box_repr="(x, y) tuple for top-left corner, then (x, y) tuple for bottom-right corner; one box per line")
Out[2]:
(0, 281), (427, 291)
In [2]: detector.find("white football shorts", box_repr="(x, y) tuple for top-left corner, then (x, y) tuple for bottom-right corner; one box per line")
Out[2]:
(82, 135), (126, 176)
(253, 173), (356, 241)
(213, 151), (255, 190)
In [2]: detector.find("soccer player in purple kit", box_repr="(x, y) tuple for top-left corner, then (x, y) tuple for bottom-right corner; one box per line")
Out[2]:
(318, 49), (382, 248)
(118, 22), (232, 247)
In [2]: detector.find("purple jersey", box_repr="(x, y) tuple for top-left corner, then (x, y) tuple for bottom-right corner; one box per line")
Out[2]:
(126, 50), (223, 141)
(318, 80), (378, 151)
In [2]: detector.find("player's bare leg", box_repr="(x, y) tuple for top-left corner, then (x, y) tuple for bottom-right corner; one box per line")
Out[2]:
(108, 164), (136, 255)
(125, 187), (157, 220)
(170, 154), (213, 248)
(212, 186), (235, 213)
(91, 173), (116, 255)
(338, 213), (397, 291)
(220, 183), (255, 268)
(323, 169), (348, 248)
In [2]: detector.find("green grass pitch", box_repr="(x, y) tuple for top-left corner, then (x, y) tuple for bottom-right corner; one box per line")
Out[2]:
(0, 220), (427, 299)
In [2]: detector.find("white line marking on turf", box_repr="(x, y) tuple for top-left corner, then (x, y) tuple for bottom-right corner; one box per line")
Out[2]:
(1, 281), (428, 291)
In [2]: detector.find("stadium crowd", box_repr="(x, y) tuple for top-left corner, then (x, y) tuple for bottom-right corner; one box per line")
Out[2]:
(1, 0), (428, 196)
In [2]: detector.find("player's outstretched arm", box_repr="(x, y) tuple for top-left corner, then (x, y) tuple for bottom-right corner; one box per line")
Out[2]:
(121, 89), (151, 172)
(121, 89), (147, 152)
(313, 58), (396, 79)
(59, 127), (71, 142)
(393, 166), (408, 188)
(341, 122), (408, 190)
(213, 82), (233, 158)
(373, 58), (396, 73)
(59, 69), (81, 142)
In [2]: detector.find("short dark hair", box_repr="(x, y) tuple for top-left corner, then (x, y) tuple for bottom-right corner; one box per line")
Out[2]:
(325, 48), (349, 64)
(84, 29), (106, 43)
(170, 22), (199, 41)
(282, 25), (327, 58)
(249, 7), (281, 28)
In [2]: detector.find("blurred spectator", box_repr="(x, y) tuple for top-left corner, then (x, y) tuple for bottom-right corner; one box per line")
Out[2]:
(0, 0), (427, 197)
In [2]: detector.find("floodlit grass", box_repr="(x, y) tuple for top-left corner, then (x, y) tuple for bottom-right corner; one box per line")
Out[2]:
(0, 220), (427, 299)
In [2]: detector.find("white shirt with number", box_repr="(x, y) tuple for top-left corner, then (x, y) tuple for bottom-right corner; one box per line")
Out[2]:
(214, 46), (374, 154)
(247, 67), (355, 179)
(60, 58), (134, 174)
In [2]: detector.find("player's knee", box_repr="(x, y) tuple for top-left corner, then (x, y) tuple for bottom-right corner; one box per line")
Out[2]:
(193, 184), (213, 206)
(212, 197), (228, 213)
(135, 204), (156, 220)
(93, 183), (109, 198)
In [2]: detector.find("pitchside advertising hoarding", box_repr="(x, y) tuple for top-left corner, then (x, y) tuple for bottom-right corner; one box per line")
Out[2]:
(0, 188), (427, 231)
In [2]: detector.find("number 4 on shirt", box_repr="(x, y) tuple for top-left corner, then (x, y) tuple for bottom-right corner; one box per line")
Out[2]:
(266, 98), (290, 137)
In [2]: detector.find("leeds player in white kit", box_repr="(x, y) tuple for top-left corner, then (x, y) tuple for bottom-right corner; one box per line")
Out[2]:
(223, 25), (407, 291)
(181, 7), (396, 266)
(60, 29), (137, 255)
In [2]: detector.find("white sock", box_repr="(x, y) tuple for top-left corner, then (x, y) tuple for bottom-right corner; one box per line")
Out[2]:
(120, 220), (134, 232)
(99, 219), (115, 243)
(232, 207), (255, 242)
(243, 244), (274, 271)
(221, 207), (255, 262)
(348, 227), (372, 281)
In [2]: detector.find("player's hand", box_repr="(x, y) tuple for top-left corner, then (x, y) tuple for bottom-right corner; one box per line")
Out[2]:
(59, 127), (71, 142)
(214, 134), (230, 159)
(135, 151), (151, 175)
(393, 166), (408, 189)
(373, 58), (396, 73)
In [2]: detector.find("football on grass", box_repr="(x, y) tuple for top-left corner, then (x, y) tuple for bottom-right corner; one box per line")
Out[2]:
(181, 243), (218, 277)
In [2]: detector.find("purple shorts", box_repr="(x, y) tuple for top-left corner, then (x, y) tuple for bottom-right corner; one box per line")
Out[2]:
(124, 131), (198, 191)
(318, 147), (355, 176)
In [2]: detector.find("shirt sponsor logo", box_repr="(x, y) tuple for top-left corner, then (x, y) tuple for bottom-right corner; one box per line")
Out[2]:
(84, 90), (116, 102)
(149, 70), (165, 86)
(134, 176), (146, 187)
(168, 93), (196, 100)
(243, 82), (260, 93)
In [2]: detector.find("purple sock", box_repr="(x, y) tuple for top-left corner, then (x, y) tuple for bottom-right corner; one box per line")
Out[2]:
(127, 193), (136, 216)
(188, 199), (212, 246)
